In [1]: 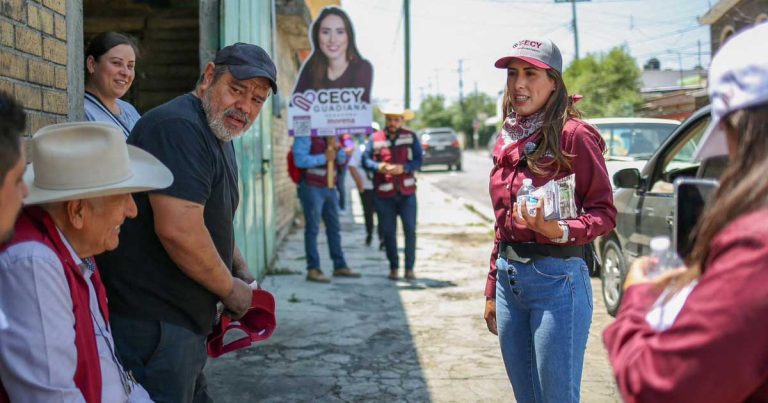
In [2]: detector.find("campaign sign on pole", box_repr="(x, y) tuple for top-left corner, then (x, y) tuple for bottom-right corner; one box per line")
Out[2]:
(288, 6), (374, 137)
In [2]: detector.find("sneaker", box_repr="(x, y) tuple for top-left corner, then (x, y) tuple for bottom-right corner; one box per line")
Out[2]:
(333, 268), (361, 278)
(387, 271), (399, 280)
(405, 270), (416, 281)
(306, 269), (331, 283)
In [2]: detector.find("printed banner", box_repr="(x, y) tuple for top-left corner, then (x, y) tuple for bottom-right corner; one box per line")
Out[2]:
(288, 6), (373, 136)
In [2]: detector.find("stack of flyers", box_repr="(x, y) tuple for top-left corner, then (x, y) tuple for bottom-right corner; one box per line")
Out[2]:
(530, 174), (578, 220)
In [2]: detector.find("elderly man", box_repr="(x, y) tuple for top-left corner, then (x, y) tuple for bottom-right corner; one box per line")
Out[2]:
(363, 105), (423, 280)
(0, 92), (28, 243)
(96, 42), (276, 402)
(0, 122), (172, 402)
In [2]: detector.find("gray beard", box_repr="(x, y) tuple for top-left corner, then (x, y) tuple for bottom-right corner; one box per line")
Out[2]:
(201, 92), (250, 142)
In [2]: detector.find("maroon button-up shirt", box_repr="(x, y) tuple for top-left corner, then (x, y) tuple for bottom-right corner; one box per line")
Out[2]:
(603, 208), (768, 403)
(485, 118), (617, 298)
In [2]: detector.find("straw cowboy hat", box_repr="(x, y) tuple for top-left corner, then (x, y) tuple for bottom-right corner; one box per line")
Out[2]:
(24, 122), (173, 205)
(378, 103), (415, 121)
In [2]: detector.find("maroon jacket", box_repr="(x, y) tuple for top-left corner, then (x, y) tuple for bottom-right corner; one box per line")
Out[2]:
(485, 118), (616, 298)
(303, 136), (337, 188)
(603, 208), (768, 403)
(0, 207), (106, 403)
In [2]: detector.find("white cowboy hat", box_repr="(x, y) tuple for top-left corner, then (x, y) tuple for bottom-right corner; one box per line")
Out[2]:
(24, 122), (173, 205)
(378, 103), (415, 121)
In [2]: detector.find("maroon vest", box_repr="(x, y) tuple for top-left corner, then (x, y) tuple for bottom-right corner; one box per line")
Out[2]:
(371, 129), (417, 198)
(302, 137), (338, 188)
(0, 206), (106, 403)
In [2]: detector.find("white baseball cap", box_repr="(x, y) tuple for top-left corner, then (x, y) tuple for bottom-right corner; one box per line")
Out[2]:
(695, 22), (768, 161)
(494, 37), (563, 73)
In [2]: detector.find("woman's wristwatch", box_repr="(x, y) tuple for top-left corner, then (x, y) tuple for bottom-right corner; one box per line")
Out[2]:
(550, 220), (570, 243)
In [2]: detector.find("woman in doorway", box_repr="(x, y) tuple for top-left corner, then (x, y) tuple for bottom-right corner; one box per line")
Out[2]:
(84, 31), (140, 138)
(603, 23), (768, 403)
(483, 37), (616, 402)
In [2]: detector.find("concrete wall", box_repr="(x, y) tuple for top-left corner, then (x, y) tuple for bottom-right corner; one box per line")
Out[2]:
(710, 0), (768, 54)
(1, 0), (75, 135)
(272, 9), (311, 242)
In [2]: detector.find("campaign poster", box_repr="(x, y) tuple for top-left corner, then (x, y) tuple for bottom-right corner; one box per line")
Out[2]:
(288, 6), (373, 137)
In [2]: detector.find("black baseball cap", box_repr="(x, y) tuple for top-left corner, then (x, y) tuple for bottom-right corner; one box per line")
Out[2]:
(214, 42), (278, 93)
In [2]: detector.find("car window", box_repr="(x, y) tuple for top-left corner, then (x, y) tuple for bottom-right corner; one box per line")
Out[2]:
(649, 117), (711, 194)
(422, 132), (455, 143)
(595, 123), (678, 159)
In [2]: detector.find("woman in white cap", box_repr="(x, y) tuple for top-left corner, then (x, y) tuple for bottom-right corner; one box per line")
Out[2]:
(84, 32), (141, 138)
(483, 37), (616, 401)
(603, 22), (768, 403)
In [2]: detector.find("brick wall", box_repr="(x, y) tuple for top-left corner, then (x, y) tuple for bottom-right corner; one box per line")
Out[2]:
(272, 11), (311, 241)
(1, 0), (70, 136)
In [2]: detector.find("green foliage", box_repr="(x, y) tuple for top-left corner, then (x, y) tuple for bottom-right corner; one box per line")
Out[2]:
(450, 92), (497, 147)
(563, 46), (642, 118)
(411, 94), (453, 129)
(412, 92), (496, 147)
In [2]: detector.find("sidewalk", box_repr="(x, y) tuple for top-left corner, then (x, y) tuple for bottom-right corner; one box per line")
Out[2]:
(204, 177), (619, 402)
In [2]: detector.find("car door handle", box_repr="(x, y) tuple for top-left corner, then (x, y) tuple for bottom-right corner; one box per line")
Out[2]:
(666, 213), (674, 226)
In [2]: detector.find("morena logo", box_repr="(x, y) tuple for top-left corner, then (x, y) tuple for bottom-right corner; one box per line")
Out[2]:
(291, 88), (368, 113)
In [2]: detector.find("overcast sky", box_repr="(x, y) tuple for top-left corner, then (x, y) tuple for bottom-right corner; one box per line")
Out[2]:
(339, 0), (713, 108)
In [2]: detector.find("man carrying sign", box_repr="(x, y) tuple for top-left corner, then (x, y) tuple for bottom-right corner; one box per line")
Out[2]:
(293, 135), (361, 283)
(363, 105), (423, 280)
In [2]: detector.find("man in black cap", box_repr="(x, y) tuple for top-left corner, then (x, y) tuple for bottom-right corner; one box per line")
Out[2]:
(96, 42), (277, 402)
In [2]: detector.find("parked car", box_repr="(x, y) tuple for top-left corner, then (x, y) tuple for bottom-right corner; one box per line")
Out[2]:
(587, 117), (680, 187)
(593, 106), (726, 316)
(487, 118), (679, 170)
(419, 128), (462, 171)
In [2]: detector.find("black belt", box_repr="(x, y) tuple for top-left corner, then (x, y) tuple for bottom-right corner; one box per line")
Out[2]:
(499, 241), (585, 263)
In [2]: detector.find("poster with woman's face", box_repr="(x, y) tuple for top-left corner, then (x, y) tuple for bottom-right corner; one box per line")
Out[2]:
(288, 6), (374, 137)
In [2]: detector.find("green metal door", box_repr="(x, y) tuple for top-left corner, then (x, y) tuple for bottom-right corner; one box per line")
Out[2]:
(220, 0), (276, 279)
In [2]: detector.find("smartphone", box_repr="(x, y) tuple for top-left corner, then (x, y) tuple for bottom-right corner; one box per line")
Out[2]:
(673, 178), (719, 259)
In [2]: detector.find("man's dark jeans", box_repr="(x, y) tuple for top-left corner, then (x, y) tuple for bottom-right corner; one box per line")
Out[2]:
(111, 314), (212, 403)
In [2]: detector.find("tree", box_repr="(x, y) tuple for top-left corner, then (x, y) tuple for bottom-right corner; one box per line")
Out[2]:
(564, 46), (642, 118)
(412, 94), (453, 130)
(449, 92), (497, 148)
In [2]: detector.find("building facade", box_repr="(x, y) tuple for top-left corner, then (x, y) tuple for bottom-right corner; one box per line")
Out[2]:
(0, 0), (329, 279)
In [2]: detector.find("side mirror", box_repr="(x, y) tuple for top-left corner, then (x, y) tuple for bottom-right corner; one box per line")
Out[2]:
(613, 168), (642, 189)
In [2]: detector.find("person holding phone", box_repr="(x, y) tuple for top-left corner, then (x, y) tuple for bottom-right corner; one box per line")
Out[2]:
(483, 37), (616, 401)
(603, 23), (768, 403)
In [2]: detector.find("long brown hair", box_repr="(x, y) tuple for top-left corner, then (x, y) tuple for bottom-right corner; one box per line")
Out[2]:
(502, 68), (580, 176)
(305, 7), (363, 87)
(685, 103), (768, 281)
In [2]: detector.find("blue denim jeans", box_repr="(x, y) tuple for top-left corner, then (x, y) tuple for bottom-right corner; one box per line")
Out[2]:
(337, 167), (347, 209)
(375, 194), (417, 271)
(298, 180), (347, 271)
(110, 314), (211, 403)
(495, 256), (593, 403)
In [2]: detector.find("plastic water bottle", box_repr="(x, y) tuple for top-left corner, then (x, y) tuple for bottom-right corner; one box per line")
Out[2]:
(647, 236), (683, 279)
(517, 178), (538, 219)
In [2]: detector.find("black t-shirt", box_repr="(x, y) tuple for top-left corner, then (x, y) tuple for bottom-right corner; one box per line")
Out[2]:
(96, 93), (239, 335)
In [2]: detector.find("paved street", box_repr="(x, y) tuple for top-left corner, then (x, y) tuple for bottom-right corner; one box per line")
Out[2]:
(206, 151), (620, 402)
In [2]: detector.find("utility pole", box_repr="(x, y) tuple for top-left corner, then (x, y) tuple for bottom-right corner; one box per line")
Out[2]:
(697, 39), (702, 85)
(457, 59), (465, 105)
(404, 0), (411, 109)
(555, 0), (589, 60)
(571, 0), (579, 60)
